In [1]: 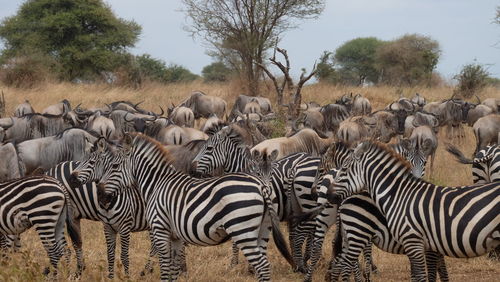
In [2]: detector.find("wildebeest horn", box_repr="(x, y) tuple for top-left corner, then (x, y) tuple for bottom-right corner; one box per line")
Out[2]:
(474, 94), (481, 104)
(124, 112), (135, 122)
(156, 106), (165, 117)
(2, 117), (15, 130)
(134, 101), (144, 109)
(257, 113), (263, 122)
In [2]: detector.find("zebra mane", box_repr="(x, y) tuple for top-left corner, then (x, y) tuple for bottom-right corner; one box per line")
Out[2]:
(364, 141), (412, 171)
(129, 133), (175, 165)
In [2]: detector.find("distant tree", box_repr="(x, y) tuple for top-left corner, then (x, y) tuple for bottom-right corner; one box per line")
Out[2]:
(202, 61), (232, 82)
(334, 37), (385, 85)
(165, 64), (199, 83)
(0, 0), (141, 81)
(315, 51), (339, 84)
(136, 54), (169, 82)
(454, 62), (489, 98)
(182, 0), (325, 96)
(376, 34), (440, 86)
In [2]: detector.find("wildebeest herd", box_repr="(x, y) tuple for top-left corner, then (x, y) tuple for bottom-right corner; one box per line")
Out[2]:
(0, 90), (498, 281)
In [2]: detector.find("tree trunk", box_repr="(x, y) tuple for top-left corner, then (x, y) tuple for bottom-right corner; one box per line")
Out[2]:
(0, 91), (6, 118)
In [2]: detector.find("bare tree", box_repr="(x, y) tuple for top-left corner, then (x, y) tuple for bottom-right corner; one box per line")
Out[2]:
(182, 0), (324, 96)
(257, 48), (316, 118)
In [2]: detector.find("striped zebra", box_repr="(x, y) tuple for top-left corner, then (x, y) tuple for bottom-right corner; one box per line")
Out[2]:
(446, 143), (500, 260)
(296, 139), (429, 282)
(72, 133), (294, 282)
(192, 125), (322, 273)
(46, 158), (157, 278)
(327, 192), (448, 282)
(328, 141), (500, 281)
(446, 144), (500, 184)
(0, 176), (78, 275)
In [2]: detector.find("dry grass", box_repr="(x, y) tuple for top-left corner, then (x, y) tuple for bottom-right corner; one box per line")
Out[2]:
(0, 81), (499, 281)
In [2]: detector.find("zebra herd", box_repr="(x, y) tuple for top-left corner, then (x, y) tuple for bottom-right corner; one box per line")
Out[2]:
(0, 91), (498, 282)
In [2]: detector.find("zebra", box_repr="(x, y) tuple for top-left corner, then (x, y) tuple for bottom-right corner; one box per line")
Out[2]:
(191, 125), (323, 274)
(327, 192), (449, 282)
(328, 140), (500, 281)
(0, 175), (78, 275)
(446, 143), (500, 260)
(389, 138), (427, 178)
(446, 144), (500, 184)
(47, 157), (157, 278)
(72, 133), (295, 282)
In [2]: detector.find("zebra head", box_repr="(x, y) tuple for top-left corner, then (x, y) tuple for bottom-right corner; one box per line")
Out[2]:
(399, 139), (427, 178)
(69, 137), (119, 187)
(192, 126), (247, 176)
(328, 142), (368, 203)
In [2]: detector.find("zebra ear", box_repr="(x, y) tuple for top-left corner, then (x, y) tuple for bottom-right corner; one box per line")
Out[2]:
(96, 138), (107, 152)
(353, 141), (370, 160)
(268, 149), (279, 162)
(400, 138), (412, 150)
(122, 133), (133, 152)
(252, 149), (261, 160)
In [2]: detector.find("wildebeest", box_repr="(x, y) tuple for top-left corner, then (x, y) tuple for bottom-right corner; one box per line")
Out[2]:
(410, 125), (438, 177)
(481, 98), (500, 113)
(165, 140), (208, 174)
(466, 104), (493, 126)
(16, 128), (98, 175)
(351, 94), (371, 116)
(86, 112), (117, 140)
(320, 103), (350, 133)
(42, 99), (71, 116)
(411, 93), (426, 109)
(472, 114), (500, 153)
(14, 100), (35, 117)
(370, 110), (405, 142)
(251, 128), (333, 160)
(168, 105), (195, 127)
(154, 125), (208, 146)
(291, 109), (326, 137)
(180, 91), (227, 119)
(336, 117), (372, 145)
(4, 114), (73, 143)
(0, 143), (21, 181)
(230, 94), (272, 120)
(404, 111), (440, 137)
(424, 99), (464, 140)
(200, 114), (223, 133)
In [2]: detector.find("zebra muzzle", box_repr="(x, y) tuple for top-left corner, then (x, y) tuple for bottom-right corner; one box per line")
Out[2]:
(97, 183), (113, 209)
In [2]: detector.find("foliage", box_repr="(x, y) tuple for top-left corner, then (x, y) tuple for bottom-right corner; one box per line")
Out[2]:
(454, 62), (490, 98)
(315, 51), (340, 84)
(0, 49), (58, 88)
(164, 64), (199, 83)
(0, 0), (141, 81)
(334, 37), (385, 85)
(202, 61), (232, 82)
(182, 0), (325, 96)
(136, 54), (169, 82)
(376, 34), (440, 86)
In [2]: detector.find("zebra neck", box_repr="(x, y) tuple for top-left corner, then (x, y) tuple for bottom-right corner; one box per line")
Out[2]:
(224, 146), (251, 173)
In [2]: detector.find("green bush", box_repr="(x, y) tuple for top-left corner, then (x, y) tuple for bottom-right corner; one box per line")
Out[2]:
(454, 63), (489, 98)
(202, 61), (232, 82)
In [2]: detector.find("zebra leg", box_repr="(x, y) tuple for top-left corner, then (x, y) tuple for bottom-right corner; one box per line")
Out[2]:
(289, 224), (305, 273)
(232, 229), (271, 282)
(230, 242), (239, 267)
(436, 253), (449, 282)
(403, 241), (427, 282)
(71, 218), (85, 276)
(304, 210), (336, 282)
(140, 232), (157, 276)
(119, 228), (132, 278)
(362, 243), (374, 281)
(170, 238), (184, 278)
(36, 225), (66, 276)
(488, 246), (500, 261)
(103, 224), (118, 279)
(151, 224), (177, 282)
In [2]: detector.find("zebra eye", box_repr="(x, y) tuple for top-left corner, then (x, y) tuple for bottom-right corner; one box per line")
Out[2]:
(111, 163), (120, 169)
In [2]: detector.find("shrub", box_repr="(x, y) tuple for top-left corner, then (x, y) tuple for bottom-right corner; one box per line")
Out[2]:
(454, 63), (489, 98)
(202, 61), (232, 82)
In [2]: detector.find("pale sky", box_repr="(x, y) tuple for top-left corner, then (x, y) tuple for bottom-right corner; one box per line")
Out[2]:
(1, 0), (499, 80)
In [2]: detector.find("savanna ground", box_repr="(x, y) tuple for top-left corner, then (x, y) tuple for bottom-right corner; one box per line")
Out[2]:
(0, 81), (499, 281)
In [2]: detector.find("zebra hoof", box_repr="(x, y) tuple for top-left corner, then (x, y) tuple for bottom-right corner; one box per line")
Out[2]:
(140, 268), (154, 276)
(42, 267), (50, 276)
(107, 273), (114, 279)
(294, 265), (306, 274)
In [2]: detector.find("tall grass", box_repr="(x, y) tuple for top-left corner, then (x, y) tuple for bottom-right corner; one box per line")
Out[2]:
(0, 81), (498, 281)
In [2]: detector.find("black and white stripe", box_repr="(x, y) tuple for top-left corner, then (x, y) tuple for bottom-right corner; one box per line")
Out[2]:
(327, 192), (448, 282)
(329, 141), (500, 281)
(73, 133), (294, 282)
(0, 176), (76, 274)
(47, 160), (156, 278)
(192, 126), (322, 273)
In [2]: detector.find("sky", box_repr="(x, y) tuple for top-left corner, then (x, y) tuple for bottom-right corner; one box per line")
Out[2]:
(0, 0), (499, 80)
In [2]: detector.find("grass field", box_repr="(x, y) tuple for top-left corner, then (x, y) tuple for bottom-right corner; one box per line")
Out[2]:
(0, 81), (499, 281)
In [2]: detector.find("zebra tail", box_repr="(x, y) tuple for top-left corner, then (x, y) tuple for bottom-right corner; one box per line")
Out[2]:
(290, 204), (326, 226)
(445, 143), (474, 164)
(332, 220), (343, 258)
(59, 185), (82, 247)
(262, 185), (295, 269)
